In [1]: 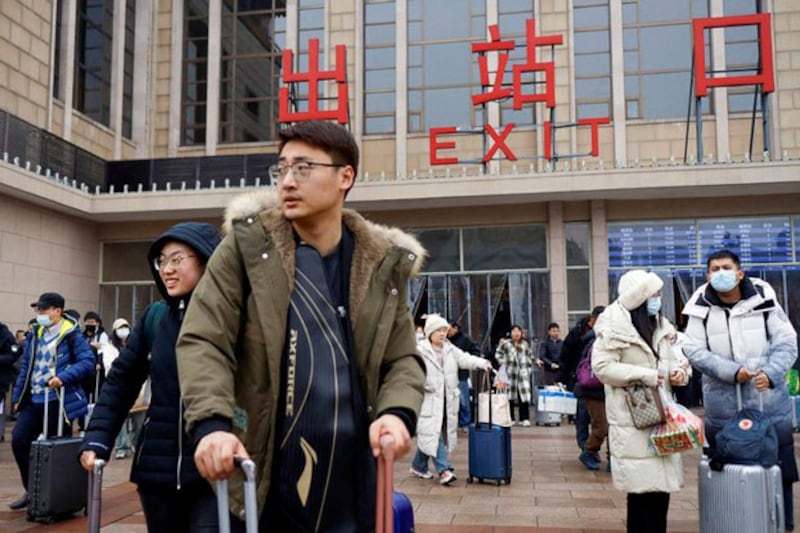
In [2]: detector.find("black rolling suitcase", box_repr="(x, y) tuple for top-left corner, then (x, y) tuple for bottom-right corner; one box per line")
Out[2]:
(27, 387), (88, 524)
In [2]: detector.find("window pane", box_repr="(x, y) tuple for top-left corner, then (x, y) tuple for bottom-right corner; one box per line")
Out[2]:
(424, 42), (471, 86)
(641, 72), (691, 119)
(421, 86), (472, 129)
(102, 242), (152, 282)
(574, 5), (609, 28)
(365, 115), (395, 134)
(463, 225), (547, 271)
(414, 229), (460, 272)
(567, 269), (591, 311)
(640, 26), (691, 70)
(565, 223), (590, 266)
(423, 0), (469, 40)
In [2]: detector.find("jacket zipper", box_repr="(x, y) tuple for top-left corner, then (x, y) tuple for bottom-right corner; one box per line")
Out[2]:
(177, 401), (183, 490)
(176, 299), (186, 491)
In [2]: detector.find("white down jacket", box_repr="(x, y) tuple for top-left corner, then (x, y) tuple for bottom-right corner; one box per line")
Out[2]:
(416, 340), (488, 456)
(592, 273), (689, 494)
(682, 277), (798, 446)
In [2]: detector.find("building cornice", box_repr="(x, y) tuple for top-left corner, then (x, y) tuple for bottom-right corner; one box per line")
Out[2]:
(1, 158), (798, 222)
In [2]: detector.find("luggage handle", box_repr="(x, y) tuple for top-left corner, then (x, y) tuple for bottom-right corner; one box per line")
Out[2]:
(87, 459), (106, 533)
(735, 381), (764, 412)
(40, 386), (66, 440)
(375, 434), (396, 533)
(217, 455), (258, 533)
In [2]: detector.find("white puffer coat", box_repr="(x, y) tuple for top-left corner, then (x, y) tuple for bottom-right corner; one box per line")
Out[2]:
(592, 272), (689, 494)
(416, 339), (489, 456)
(682, 277), (798, 450)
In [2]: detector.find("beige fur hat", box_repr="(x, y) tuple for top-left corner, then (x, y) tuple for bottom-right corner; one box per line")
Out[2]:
(424, 313), (449, 339)
(617, 270), (663, 311)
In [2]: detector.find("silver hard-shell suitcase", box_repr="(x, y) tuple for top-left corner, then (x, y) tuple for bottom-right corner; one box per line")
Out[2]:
(698, 456), (784, 533)
(699, 383), (784, 533)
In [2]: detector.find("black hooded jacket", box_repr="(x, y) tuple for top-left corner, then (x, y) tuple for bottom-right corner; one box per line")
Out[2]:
(81, 222), (220, 489)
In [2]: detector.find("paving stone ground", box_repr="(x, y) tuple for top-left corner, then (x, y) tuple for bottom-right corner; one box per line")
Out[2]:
(1, 412), (798, 532)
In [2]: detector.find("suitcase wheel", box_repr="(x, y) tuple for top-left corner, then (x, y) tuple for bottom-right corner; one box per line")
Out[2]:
(467, 476), (473, 484)
(495, 480), (501, 486)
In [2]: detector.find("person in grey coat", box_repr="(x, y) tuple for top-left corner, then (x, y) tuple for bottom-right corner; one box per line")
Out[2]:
(682, 249), (798, 531)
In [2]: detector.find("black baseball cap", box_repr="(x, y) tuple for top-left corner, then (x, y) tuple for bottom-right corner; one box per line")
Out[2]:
(30, 292), (65, 309)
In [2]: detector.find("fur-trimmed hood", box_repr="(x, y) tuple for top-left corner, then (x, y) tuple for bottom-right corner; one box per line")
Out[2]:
(222, 189), (427, 277)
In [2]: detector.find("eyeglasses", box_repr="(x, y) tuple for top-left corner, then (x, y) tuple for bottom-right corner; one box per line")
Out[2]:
(268, 161), (344, 182)
(154, 253), (196, 272)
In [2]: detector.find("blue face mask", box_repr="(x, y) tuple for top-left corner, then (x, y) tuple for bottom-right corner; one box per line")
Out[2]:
(646, 296), (662, 316)
(36, 314), (53, 327)
(710, 270), (738, 292)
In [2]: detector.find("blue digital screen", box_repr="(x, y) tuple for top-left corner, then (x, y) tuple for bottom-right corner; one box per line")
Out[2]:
(698, 217), (792, 265)
(608, 222), (697, 268)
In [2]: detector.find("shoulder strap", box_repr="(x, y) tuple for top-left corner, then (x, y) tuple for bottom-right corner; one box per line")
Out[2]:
(144, 301), (168, 351)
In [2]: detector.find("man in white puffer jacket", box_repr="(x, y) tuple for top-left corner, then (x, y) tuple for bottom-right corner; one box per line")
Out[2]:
(682, 249), (798, 531)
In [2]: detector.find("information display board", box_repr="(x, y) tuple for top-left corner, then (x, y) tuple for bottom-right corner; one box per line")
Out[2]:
(697, 217), (792, 265)
(608, 222), (697, 268)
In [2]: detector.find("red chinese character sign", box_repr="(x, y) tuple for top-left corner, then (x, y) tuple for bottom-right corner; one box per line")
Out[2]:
(691, 14), (774, 161)
(278, 38), (349, 124)
(692, 14), (774, 98)
(430, 18), (610, 166)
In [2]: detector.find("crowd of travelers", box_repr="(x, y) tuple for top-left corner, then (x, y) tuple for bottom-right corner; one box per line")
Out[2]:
(0, 121), (796, 533)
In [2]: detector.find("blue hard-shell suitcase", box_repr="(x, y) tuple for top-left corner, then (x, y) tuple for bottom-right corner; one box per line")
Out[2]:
(392, 491), (415, 532)
(467, 422), (512, 485)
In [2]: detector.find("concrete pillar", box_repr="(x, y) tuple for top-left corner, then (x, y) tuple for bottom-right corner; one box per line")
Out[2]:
(205, 0), (221, 155)
(110, 0), (126, 159)
(609, 0), (626, 164)
(60, 0), (78, 141)
(548, 201), (567, 328)
(591, 199), (609, 306)
(168, 0), (184, 156)
(132, 0), (154, 157)
(395, 0), (408, 179)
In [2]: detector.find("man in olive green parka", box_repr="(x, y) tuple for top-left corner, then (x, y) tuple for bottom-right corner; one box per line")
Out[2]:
(176, 121), (426, 531)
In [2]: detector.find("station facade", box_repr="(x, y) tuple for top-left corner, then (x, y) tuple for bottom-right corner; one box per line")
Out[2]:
(0, 0), (798, 352)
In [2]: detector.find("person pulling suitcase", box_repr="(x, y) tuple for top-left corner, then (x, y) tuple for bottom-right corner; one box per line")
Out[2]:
(8, 292), (94, 511)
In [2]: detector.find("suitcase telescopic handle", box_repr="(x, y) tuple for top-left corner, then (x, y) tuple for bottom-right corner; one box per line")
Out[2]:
(40, 386), (66, 440)
(217, 455), (258, 533)
(375, 434), (396, 533)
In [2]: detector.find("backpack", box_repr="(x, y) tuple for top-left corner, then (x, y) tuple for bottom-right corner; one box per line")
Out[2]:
(712, 407), (779, 470)
(576, 340), (603, 389)
(144, 301), (167, 350)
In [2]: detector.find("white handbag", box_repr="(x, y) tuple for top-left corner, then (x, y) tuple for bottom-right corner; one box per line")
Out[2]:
(477, 371), (512, 427)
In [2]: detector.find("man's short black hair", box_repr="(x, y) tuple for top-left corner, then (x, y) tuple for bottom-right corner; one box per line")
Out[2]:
(590, 306), (605, 318)
(84, 311), (102, 323)
(278, 121), (360, 180)
(547, 322), (559, 330)
(706, 249), (741, 271)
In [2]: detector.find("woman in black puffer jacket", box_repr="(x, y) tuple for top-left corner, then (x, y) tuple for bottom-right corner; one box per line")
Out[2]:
(80, 222), (221, 533)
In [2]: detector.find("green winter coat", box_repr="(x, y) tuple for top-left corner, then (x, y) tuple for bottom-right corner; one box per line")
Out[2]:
(176, 190), (426, 520)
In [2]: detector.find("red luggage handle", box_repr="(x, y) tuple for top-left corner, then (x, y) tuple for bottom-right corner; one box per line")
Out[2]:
(375, 434), (396, 533)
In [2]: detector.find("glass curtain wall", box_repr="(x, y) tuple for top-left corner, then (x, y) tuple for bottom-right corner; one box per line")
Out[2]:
(409, 224), (550, 355)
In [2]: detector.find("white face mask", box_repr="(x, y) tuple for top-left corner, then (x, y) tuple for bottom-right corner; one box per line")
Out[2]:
(116, 327), (130, 340)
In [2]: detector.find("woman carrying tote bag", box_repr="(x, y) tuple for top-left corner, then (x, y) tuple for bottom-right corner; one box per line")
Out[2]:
(591, 270), (690, 533)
